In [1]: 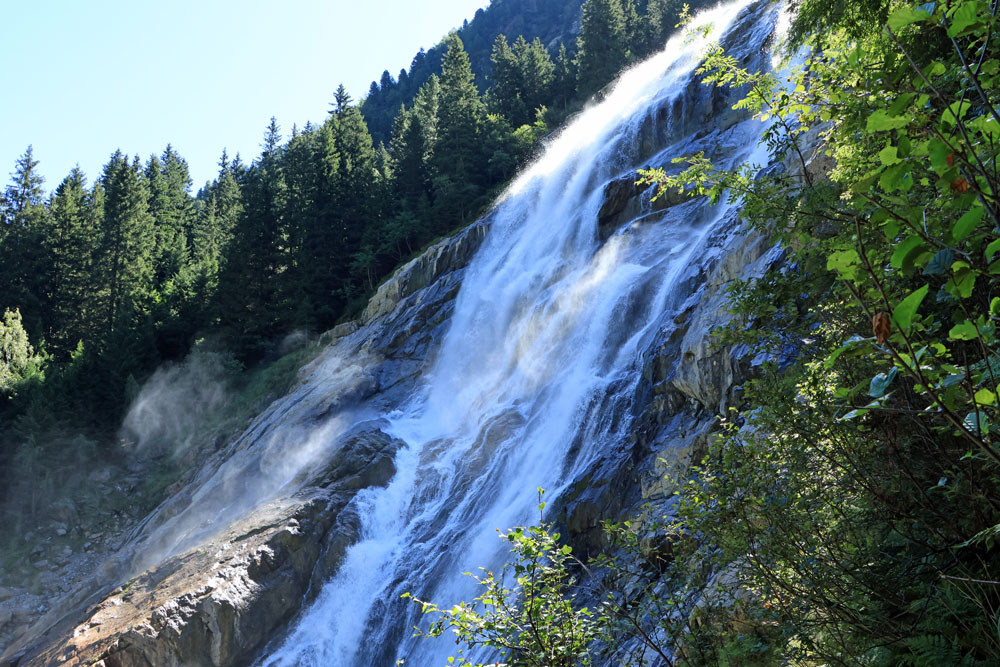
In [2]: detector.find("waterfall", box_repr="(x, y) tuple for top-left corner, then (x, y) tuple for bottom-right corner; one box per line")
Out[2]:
(258, 1), (779, 665)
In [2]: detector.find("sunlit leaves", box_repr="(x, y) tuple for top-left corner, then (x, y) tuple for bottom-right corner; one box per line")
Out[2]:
(886, 5), (934, 32)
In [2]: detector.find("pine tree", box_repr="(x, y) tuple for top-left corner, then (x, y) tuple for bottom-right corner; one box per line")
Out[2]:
(194, 150), (242, 270)
(577, 0), (629, 96)
(622, 0), (642, 57)
(0, 308), (39, 395)
(97, 151), (156, 342)
(553, 42), (577, 108)
(643, 0), (684, 54)
(487, 34), (527, 125)
(216, 120), (289, 356)
(41, 167), (100, 355)
(145, 145), (194, 291)
(2, 146), (45, 229)
(434, 33), (486, 226)
(331, 83), (353, 116)
(0, 147), (48, 335)
(515, 37), (555, 124)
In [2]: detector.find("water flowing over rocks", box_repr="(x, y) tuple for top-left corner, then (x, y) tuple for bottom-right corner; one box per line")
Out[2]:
(3, 2), (786, 664)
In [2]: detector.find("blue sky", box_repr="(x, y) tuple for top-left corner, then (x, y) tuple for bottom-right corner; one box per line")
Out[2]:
(1, 0), (489, 191)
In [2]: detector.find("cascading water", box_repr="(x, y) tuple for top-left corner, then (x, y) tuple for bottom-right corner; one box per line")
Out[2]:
(259, 1), (780, 664)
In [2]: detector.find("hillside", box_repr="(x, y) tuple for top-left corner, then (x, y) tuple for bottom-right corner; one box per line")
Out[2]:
(360, 0), (586, 143)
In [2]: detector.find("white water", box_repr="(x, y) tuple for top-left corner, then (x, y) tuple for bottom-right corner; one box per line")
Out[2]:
(261, 2), (776, 665)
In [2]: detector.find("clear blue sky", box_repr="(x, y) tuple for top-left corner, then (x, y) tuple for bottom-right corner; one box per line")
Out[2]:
(1, 0), (489, 191)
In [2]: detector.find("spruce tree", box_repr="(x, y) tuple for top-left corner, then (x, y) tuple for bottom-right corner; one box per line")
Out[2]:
(97, 151), (156, 342)
(434, 33), (486, 226)
(515, 37), (555, 124)
(331, 83), (353, 116)
(41, 168), (99, 355)
(145, 145), (194, 291)
(487, 35), (527, 125)
(643, 0), (684, 54)
(216, 120), (289, 356)
(577, 0), (629, 96)
(553, 42), (577, 108)
(0, 147), (48, 335)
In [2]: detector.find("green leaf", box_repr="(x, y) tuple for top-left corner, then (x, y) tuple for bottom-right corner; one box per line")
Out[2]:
(942, 373), (966, 388)
(947, 1), (984, 37)
(928, 138), (951, 172)
(880, 163), (912, 193)
(971, 115), (1000, 140)
(953, 206), (984, 241)
(888, 6), (933, 31)
(893, 284), (929, 331)
(986, 238), (1000, 261)
(949, 320), (979, 340)
(867, 110), (911, 132)
(891, 236), (925, 270)
(924, 248), (954, 275)
(827, 249), (861, 280)
(888, 93), (916, 116)
(942, 99), (971, 126)
(975, 388), (997, 406)
(870, 367), (899, 398)
(878, 144), (901, 166)
(949, 261), (976, 299)
(826, 335), (869, 368)
(964, 410), (990, 435)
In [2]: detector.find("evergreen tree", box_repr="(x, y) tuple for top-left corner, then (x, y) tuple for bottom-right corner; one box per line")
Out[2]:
(2, 146), (45, 230)
(0, 308), (39, 395)
(576, 0), (629, 96)
(0, 147), (48, 335)
(434, 33), (486, 225)
(331, 83), (353, 116)
(622, 0), (642, 57)
(514, 37), (556, 124)
(553, 42), (577, 107)
(216, 119), (289, 356)
(97, 151), (156, 342)
(642, 0), (683, 55)
(193, 150), (242, 271)
(145, 145), (194, 291)
(487, 35), (527, 125)
(41, 168), (100, 355)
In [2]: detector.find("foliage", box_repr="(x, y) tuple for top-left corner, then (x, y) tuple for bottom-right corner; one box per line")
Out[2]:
(632, 0), (1000, 662)
(406, 492), (608, 667)
(0, 308), (42, 394)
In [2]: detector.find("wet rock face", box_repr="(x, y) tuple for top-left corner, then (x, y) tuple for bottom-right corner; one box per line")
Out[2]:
(597, 177), (643, 240)
(11, 428), (403, 667)
(361, 220), (490, 324)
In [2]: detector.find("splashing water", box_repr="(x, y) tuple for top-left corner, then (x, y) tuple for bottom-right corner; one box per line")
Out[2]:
(257, 1), (780, 664)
